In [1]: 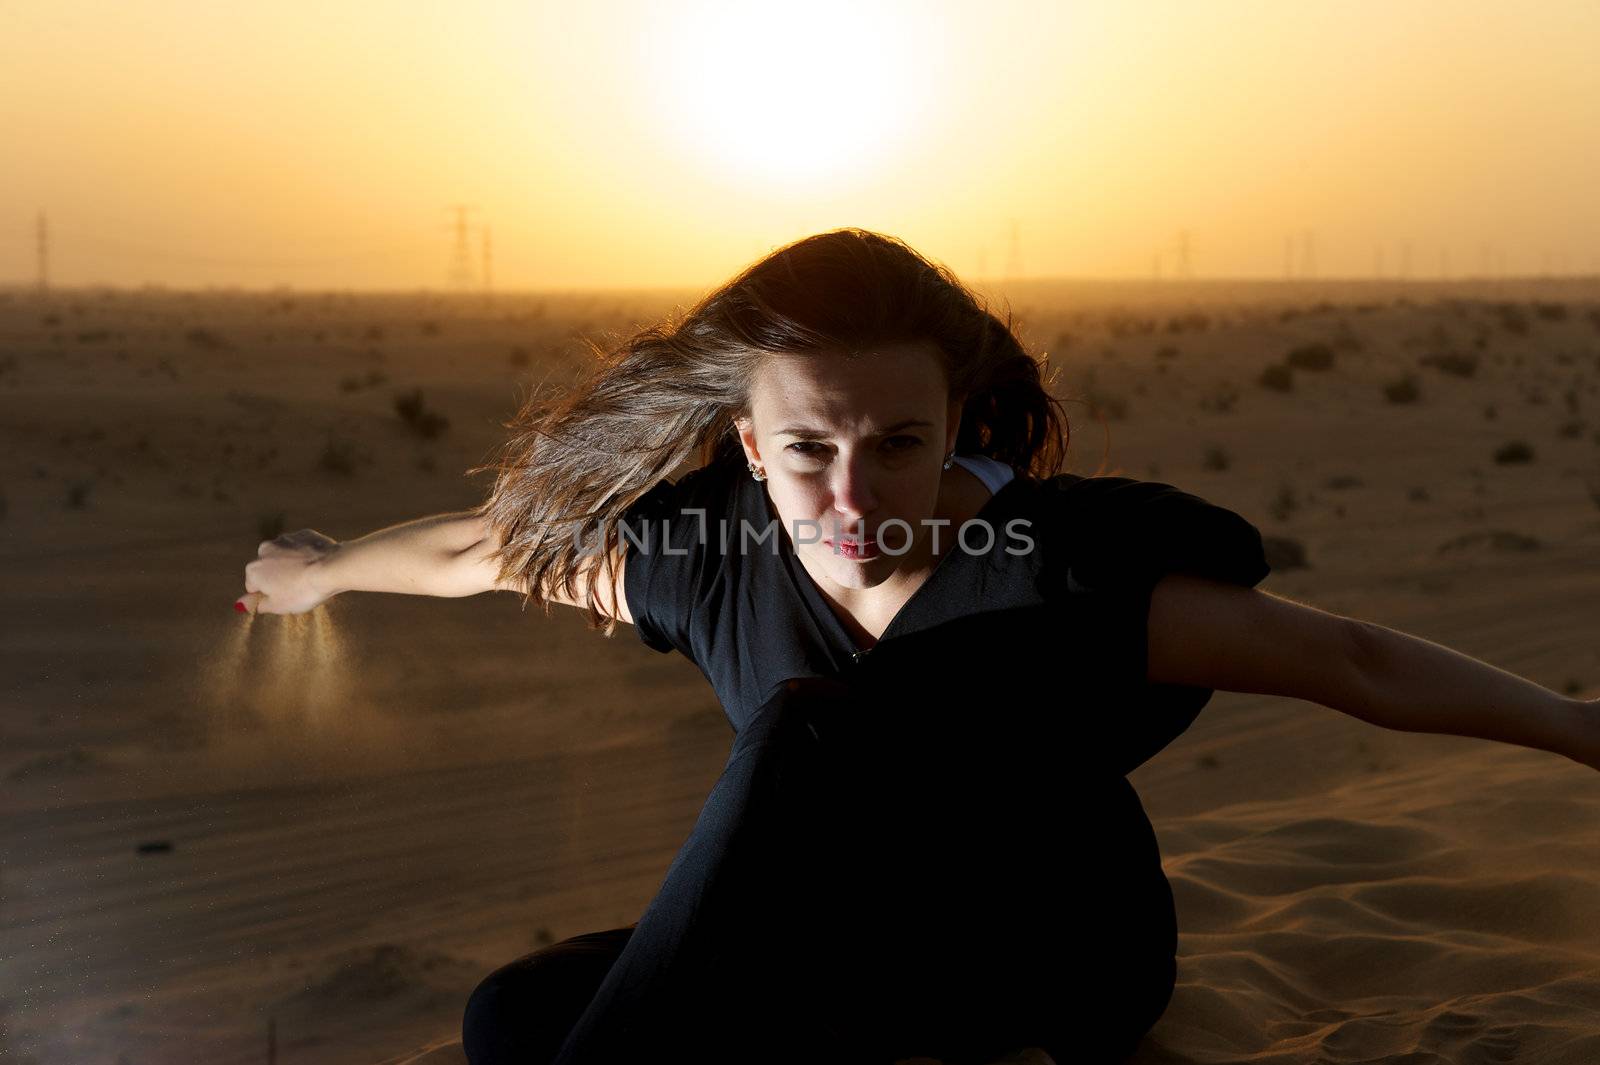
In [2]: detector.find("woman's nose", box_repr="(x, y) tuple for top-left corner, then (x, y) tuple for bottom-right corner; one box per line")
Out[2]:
(829, 457), (879, 521)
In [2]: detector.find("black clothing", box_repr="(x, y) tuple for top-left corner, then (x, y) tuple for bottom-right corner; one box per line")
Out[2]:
(463, 454), (1271, 1063)
(622, 451), (1270, 770)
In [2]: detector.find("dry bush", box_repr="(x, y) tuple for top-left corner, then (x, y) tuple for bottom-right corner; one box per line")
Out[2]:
(1492, 440), (1535, 464)
(1268, 482), (1298, 521)
(1384, 374), (1421, 404)
(1419, 352), (1478, 378)
(394, 388), (450, 439)
(185, 327), (231, 350)
(1285, 342), (1335, 371)
(1258, 364), (1293, 392)
(317, 437), (363, 476)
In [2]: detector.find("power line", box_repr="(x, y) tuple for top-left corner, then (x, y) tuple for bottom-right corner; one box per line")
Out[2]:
(19, 225), (434, 269)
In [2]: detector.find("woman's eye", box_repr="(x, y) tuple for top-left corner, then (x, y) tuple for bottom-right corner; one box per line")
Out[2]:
(783, 437), (921, 458)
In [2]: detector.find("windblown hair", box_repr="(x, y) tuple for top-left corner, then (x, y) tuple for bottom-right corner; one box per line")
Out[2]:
(468, 227), (1071, 635)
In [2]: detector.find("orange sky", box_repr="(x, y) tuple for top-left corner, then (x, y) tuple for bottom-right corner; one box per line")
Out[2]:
(2, 0), (1597, 290)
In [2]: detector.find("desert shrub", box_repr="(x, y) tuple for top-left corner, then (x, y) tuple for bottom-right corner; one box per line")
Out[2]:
(66, 481), (91, 508)
(1154, 345), (1180, 360)
(1286, 342), (1335, 371)
(509, 346), (530, 367)
(1495, 302), (1530, 336)
(1384, 374), (1421, 404)
(1436, 530), (1541, 554)
(317, 437), (360, 476)
(1268, 482), (1298, 521)
(1083, 386), (1129, 421)
(1262, 535), (1309, 571)
(1325, 474), (1364, 489)
(1483, 403), (1498, 420)
(338, 375), (363, 393)
(1202, 445), (1230, 471)
(1533, 301), (1567, 322)
(1407, 486), (1430, 502)
(1492, 440), (1535, 464)
(419, 320), (441, 336)
(1258, 364), (1294, 392)
(1419, 352), (1478, 378)
(1558, 420), (1586, 439)
(1199, 386), (1238, 414)
(185, 327), (231, 350)
(365, 324), (385, 341)
(394, 388), (450, 439)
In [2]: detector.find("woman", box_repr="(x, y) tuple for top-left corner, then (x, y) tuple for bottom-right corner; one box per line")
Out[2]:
(239, 229), (1598, 1065)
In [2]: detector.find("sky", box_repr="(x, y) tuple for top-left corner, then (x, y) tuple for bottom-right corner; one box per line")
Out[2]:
(2, 0), (1598, 290)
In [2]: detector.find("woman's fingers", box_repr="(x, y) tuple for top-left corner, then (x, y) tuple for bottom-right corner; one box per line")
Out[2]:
(234, 591), (265, 615)
(258, 530), (336, 558)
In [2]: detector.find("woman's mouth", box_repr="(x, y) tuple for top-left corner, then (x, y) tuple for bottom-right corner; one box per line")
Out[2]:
(825, 538), (880, 560)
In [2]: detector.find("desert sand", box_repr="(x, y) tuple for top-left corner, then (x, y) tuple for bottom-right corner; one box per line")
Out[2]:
(2, 278), (1598, 1063)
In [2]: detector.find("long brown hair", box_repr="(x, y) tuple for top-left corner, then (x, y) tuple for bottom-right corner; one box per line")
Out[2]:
(468, 227), (1070, 634)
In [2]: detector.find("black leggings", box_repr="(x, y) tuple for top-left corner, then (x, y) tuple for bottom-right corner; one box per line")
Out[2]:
(462, 676), (1177, 1064)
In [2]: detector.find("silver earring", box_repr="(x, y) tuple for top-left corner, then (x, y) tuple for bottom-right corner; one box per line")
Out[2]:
(748, 460), (766, 482)
(943, 452), (955, 470)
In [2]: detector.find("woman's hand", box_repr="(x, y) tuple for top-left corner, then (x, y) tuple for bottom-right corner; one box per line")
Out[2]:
(238, 529), (341, 615)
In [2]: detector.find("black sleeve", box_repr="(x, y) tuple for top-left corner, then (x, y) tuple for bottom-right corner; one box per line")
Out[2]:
(1047, 474), (1273, 774)
(619, 465), (731, 658)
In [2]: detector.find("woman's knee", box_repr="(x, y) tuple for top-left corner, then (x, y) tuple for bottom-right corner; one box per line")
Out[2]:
(461, 930), (632, 1065)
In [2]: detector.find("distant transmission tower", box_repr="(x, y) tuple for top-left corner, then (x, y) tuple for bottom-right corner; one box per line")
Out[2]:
(36, 210), (49, 292)
(443, 204), (479, 290)
(1173, 229), (1192, 279)
(1003, 218), (1022, 282)
(481, 224), (493, 297)
(1299, 229), (1316, 280)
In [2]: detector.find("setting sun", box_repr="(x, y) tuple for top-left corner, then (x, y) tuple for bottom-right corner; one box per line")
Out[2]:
(636, 0), (935, 194)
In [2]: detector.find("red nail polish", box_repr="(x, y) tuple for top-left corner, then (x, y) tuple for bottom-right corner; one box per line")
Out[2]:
(234, 601), (247, 613)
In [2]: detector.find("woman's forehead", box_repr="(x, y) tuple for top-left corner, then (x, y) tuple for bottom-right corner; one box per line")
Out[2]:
(747, 344), (949, 423)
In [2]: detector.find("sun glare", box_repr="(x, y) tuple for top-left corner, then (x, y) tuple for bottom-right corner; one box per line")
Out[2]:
(641, 0), (933, 194)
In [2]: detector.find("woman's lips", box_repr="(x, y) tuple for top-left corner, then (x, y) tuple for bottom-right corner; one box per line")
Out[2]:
(825, 538), (879, 559)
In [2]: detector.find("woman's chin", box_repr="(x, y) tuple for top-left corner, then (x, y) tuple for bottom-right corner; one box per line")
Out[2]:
(814, 549), (894, 587)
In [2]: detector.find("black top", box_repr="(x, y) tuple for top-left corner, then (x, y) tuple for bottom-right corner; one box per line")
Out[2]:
(620, 452), (1271, 776)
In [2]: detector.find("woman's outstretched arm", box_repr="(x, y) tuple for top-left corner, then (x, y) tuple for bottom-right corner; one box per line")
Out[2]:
(238, 511), (631, 622)
(1146, 573), (1598, 771)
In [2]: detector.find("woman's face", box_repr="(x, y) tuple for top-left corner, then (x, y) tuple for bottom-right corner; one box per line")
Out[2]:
(735, 342), (961, 595)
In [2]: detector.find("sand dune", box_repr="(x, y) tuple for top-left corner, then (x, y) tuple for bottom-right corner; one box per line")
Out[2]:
(1, 280), (1597, 1063)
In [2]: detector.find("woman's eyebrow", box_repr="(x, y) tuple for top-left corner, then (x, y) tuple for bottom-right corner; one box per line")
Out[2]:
(774, 418), (934, 437)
